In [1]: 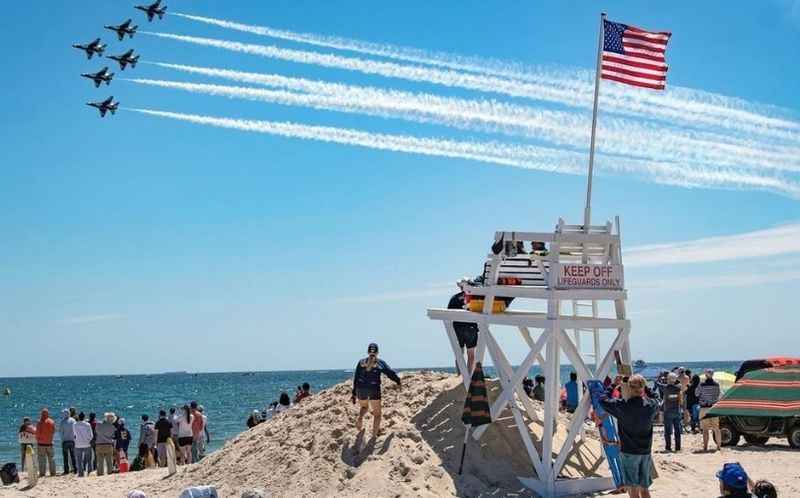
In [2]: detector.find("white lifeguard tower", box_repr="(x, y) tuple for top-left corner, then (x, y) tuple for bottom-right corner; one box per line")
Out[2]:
(427, 217), (630, 497)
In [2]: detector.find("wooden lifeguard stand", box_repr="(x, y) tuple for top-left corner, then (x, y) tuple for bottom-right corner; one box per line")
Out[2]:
(427, 217), (630, 497)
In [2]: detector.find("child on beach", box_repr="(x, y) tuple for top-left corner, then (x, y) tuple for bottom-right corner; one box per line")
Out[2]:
(351, 343), (401, 438)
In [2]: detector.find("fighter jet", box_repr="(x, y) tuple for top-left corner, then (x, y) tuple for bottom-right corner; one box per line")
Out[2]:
(135, 0), (167, 22)
(72, 38), (106, 59)
(87, 96), (119, 117)
(81, 66), (115, 88)
(107, 49), (139, 71)
(104, 19), (138, 41)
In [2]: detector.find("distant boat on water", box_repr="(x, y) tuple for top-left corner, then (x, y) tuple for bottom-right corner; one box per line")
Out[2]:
(3, 387), (10, 396)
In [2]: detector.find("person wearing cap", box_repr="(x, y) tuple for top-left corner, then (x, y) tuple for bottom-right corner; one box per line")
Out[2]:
(599, 374), (659, 498)
(351, 343), (401, 438)
(95, 412), (117, 476)
(697, 368), (722, 452)
(58, 408), (77, 474)
(447, 279), (480, 375)
(716, 462), (752, 497)
(661, 372), (684, 452)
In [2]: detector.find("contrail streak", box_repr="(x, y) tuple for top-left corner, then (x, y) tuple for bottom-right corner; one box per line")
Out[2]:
(134, 65), (800, 173)
(168, 14), (800, 141)
(124, 107), (800, 197)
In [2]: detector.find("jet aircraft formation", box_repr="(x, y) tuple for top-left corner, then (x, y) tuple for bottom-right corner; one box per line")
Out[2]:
(74, 1), (166, 117)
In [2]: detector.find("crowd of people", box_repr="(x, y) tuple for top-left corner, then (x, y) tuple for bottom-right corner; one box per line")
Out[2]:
(246, 383), (313, 429)
(16, 401), (211, 478)
(596, 373), (778, 498)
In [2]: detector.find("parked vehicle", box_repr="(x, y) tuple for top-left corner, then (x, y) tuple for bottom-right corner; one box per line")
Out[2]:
(706, 357), (800, 448)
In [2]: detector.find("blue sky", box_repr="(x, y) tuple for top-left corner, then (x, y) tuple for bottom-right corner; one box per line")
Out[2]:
(2, 1), (800, 376)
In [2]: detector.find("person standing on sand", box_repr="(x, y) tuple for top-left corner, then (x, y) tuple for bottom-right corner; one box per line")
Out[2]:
(155, 410), (172, 467)
(447, 280), (479, 375)
(114, 418), (132, 463)
(58, 408), (77, 474)
(176, 405), (194, 465)
(197, 405), (210, 460)
(74, 412), (93, 477)
(687, 374), (701, 433)
(189, 401), (205, 462)
(36, 408), (56, 477)
(599, 374), (658, 498)
(697, 368), (722, 452)
(169, 407), (181, 464)
(17, 417), (37, 472)
(94, 412), (117, 476)
(88, 412), (97, 471)
(139, 414), (157, 463)
(565, 372), (579, 413)
(351, 343), (401, 438)
(661, 372), (683, 452)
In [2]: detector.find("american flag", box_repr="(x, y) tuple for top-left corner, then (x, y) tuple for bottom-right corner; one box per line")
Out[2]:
(601, 19), (671, 90)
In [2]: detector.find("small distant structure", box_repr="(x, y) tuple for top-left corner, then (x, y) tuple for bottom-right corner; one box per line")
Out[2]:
(428, 217), (630, 497)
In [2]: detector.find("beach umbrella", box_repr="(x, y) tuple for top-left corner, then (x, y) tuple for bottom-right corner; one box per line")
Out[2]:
(713, 371), (737, 392)
(458, 362), (492, 475)
(707, 365), (800, 418)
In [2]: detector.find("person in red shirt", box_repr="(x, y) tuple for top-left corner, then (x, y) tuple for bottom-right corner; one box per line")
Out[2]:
(294, 383), (312, 403)
(189, 401), (206, 462)
(36, 408), (57, 477)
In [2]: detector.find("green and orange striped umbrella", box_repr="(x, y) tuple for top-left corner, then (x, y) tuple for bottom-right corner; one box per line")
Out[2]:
(707, 365), (800, 418)
(462, 362), (492, 427)
(458, 362), (491, 475)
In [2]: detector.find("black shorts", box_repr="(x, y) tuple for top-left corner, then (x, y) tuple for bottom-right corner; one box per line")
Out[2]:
(178, 437), (193, 448)
(454, 323), (478, 349)
(356, 386), (381, 401)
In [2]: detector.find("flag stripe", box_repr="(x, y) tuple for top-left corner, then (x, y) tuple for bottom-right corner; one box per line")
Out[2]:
(623, 31), (671, 43)
(602, 53), (667, 71)
(626, 26), (672, 38)
(601, 74), (666, 90)
(602, 64), (667, 81)
(602, 59), (668, 76)
(622, 37), (668, 51)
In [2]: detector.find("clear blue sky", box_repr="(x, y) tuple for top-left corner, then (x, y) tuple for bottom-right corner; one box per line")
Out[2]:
(2, 1), (800, 376)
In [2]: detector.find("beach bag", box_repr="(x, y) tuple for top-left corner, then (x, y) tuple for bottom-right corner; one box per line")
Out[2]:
(131, 455), (145, 472)
(179, 485), (219, 498)
(0, 463), (19, 485)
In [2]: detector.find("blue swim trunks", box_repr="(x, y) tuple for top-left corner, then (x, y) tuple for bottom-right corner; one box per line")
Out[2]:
(620, 452), (653, 488)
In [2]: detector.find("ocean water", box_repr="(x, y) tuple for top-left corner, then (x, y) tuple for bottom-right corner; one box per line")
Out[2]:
(0, 361), (740, 467)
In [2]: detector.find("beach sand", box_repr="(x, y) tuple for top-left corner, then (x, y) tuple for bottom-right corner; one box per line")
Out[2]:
(1, 371), (797, 497)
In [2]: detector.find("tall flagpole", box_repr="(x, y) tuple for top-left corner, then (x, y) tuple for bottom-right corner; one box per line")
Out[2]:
(584, 12), (606, 232)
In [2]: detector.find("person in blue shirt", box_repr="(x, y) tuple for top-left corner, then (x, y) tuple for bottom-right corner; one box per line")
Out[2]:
(565, 372), (579, 413)
(351, 343), (401, 438)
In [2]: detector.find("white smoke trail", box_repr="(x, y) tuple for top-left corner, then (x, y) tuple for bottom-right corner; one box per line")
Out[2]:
(169, 14), (800, 141)
(133, 65), (800, 173)
(124, 107), (800, 197)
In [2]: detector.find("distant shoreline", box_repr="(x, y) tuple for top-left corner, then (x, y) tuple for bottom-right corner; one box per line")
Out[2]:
(0, 360), (745, 380)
